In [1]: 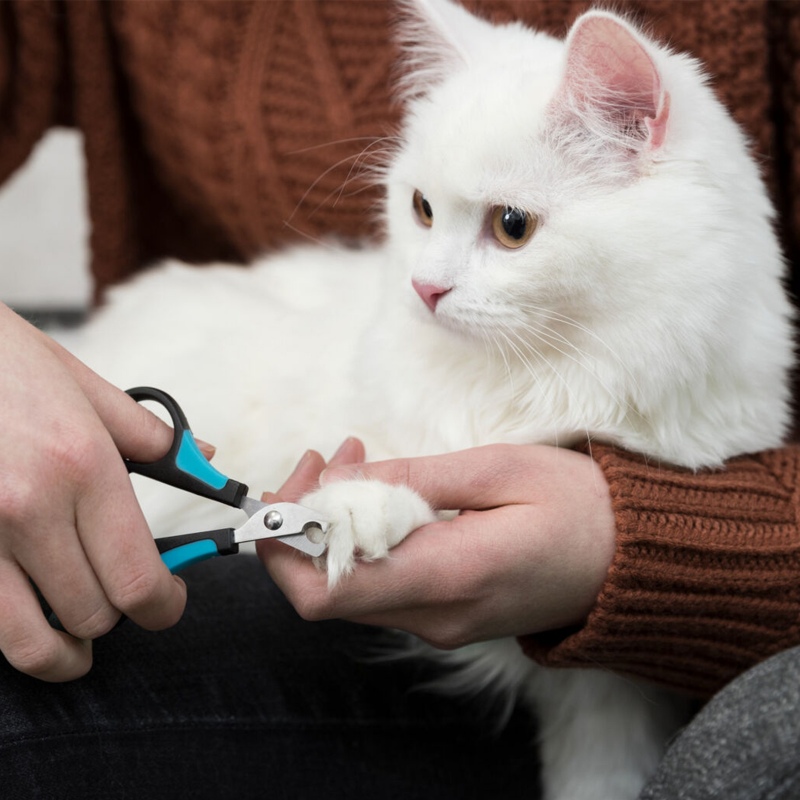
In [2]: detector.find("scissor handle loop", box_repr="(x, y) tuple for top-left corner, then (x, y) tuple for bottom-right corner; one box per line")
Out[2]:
(124, 386), (248, 508)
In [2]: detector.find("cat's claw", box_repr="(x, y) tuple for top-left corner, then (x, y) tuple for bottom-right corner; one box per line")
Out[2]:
(301, 479), (438, 587)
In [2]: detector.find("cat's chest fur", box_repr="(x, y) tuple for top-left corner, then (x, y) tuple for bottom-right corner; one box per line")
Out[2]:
(356, 306), (586, 459)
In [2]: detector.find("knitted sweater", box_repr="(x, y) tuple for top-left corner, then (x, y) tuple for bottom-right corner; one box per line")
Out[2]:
(2, 1), (798, 298)
(520, 445), (800, 697)
(2, 0), (799, 697)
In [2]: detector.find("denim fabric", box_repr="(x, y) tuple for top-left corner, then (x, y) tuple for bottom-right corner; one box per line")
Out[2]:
(0, 556), (538, 799)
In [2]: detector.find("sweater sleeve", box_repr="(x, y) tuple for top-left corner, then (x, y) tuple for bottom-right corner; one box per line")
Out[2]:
(519, 444), (800, 697)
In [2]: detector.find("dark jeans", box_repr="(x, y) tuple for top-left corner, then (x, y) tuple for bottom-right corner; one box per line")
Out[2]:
(2, 555), (799, 799)
(0, 556), (538, 799)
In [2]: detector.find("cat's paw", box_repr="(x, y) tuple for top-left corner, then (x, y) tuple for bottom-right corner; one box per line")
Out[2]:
(300, 479), (437, 587)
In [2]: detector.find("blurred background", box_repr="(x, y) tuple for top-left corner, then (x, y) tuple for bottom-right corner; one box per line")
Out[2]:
(0, 129), (90, 327)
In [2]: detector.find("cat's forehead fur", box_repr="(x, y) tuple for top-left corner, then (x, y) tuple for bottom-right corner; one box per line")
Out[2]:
(398, 29), (564, 209)
(393, 4), (568, 203)
(388, 1), (770, 234)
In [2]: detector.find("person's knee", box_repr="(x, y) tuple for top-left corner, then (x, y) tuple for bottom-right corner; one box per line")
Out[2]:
(639, 646), (800, 800)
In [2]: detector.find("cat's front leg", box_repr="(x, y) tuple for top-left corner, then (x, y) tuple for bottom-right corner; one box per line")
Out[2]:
(301, 480), (437, 586)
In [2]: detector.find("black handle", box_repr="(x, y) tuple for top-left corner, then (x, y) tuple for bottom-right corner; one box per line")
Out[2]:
(124, 387), (248, 508)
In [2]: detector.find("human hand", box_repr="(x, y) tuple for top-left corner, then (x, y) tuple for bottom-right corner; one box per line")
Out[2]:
(0, 304), (191, 681)
(258, 442), (616, 650)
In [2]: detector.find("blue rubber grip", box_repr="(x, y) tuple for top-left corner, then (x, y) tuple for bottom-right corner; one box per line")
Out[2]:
(175, 430), (228, 489)
(125, 387), (248, 508)
(160, 539), (220, 574)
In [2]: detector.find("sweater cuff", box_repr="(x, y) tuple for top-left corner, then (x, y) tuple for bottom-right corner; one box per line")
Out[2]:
(519, 443), (800, 697)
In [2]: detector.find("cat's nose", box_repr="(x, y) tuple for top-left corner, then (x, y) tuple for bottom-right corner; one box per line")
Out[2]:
(412, 280), (451, 312)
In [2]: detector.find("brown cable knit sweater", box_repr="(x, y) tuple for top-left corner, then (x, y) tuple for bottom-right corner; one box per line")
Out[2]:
(1, 0), (799, 697)
(520, 444), (800, 696)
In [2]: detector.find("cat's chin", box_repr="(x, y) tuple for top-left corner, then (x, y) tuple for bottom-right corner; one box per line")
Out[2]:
(415, 305), (483, 343)
(405, 293), (479, 339)
(408, 294), (450, 328)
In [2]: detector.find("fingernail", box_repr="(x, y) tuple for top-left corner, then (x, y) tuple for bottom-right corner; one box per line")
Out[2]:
(292, 449), (315, 474)
(194, 438), (216, 459)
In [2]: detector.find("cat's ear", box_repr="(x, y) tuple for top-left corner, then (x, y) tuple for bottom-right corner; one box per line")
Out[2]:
(558, 11), (670, 151)
(395, 0), (495, 100)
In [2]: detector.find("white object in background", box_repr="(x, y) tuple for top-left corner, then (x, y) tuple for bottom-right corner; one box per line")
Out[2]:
(0, 129), (90, 309)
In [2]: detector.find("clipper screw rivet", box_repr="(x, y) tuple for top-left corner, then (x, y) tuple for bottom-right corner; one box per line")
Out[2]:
(264, 510), (283, 531)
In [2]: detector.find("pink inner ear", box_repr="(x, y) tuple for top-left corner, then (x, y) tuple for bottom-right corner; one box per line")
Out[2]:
(565, 14), (669, 149)
(645, 91), (670, 149)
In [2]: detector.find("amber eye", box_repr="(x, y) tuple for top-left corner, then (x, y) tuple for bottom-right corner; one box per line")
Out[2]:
(413, 190), (433, 228)
(491, 206), (537, 249)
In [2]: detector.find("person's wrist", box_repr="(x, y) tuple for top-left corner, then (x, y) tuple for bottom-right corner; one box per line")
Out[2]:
(559, 447), (617, 627)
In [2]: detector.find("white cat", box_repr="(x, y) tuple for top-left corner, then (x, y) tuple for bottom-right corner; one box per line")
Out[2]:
(62, 1), (793, 798)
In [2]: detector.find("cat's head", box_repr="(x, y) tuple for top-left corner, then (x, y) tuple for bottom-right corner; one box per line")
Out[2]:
(383, 0), (784, 381)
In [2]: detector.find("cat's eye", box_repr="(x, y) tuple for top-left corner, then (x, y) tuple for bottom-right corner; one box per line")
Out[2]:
(413, 190), (433, 228)
(491, 206), (537, 249)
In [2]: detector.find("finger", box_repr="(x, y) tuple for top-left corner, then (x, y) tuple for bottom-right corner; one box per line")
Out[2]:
(261, 512), (455, 623)
(50, 340), (215, 463)
(257, 535), (336, 615)
(2, 403), (181, 636)
(262, 440), (366, 506)
(327, 437), (366, 468)
(73, 449), (187, 631)
(257, 440), (365, 564)
(15, 517), (121, 640)
(0, 560), (93, 681)
(264, 504), (545, 649)
(346, 508), (531, 635)
(2, 433), (119, 640)
(261, 449), (327, 507)
(194, 438), (216, 460)
(320, 443), (538, 509)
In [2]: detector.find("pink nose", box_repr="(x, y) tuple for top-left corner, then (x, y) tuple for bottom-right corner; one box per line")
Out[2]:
(412, 280), (451, 312)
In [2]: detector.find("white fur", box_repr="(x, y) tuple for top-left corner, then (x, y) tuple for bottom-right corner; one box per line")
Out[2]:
(60, 3), (793, 798)
(305, 480), (438, 583)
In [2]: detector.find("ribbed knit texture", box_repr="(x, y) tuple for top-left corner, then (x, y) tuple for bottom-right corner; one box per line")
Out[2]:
(521, 444), (800, 697)
(0, 1), (797, 297)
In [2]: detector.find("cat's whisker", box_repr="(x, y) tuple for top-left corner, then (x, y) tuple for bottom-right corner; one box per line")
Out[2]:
(531, 316), (650, 430)
(496, 322), (593, 449)
(514, 302), (627, 368)
(507, 300), (649, 419)
(289, 136), (400, 223)
(483, 323), (520, 400)
(287, 152), (367, 226)
(285, 135), (402, 158)
(329, 144), (403, 209)
(496, 308), (645, 448)
(325, 172), (389, 212)
(497, 332), (569, 447)
(279, 219), (350, 252)
(519, 318), (584, 358)
(515, 319), (640, 430)
(492, 323), (558, 408)
(493, 329), (539, 389)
